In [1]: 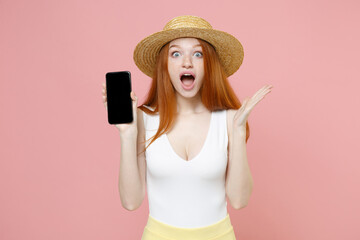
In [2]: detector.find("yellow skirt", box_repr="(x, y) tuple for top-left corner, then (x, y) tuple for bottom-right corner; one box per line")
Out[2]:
(141, 213), (237, 240)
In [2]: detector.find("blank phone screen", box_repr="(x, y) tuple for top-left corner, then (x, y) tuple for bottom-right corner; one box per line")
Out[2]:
(106, 71), (133, 124)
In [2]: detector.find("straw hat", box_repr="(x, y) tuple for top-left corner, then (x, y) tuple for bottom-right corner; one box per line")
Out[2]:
(133, 15), (244, 78)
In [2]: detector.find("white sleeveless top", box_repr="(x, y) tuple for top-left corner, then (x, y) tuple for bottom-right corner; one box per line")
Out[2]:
(142, 106), (229, 228)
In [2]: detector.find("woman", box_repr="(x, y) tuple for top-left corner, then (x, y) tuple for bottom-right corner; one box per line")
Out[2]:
(102, 15), (272, 240)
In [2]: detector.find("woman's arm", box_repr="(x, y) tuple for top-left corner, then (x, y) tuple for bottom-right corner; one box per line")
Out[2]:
(102, 85), (146, 211)
(225, 85), (272, 209)
(118, 108), (147, 211)
(225, 109), (254, 209)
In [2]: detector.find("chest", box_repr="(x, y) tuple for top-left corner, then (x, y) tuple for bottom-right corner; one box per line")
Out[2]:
(145, 110), (229, 180)
(166, 112), (212, 161)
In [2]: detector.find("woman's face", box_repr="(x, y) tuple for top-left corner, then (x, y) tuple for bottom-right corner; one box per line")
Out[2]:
(167, 37), (204, 99)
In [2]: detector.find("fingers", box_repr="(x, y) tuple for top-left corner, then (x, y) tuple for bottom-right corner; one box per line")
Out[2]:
(253, 84), (272, 99)
(131, 91), (138, 123)
(246, 84), (273, 109)
(102, 82), (107, 109)
(258, 85), (272, 101)
(131, 92), (138, 107)
(102, 83), (106, 95)
(250, 85), (272, 105)
(262, 84), (273, 96)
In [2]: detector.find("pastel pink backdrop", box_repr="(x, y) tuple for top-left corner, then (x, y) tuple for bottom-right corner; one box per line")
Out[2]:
(1, 0), (359, 239)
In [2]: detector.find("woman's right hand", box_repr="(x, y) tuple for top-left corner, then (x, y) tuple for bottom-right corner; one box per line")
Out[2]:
(102, 82), (138, 136)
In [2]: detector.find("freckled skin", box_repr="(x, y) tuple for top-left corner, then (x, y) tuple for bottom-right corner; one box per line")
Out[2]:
(165, 37), (211, 161)
(167, 38), (205, 100)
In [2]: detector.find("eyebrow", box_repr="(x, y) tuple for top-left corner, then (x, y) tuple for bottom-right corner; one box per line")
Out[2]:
(169, 44), (201, 49)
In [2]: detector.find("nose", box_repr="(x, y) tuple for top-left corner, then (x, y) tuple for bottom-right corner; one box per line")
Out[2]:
(182, 55), (193, 68)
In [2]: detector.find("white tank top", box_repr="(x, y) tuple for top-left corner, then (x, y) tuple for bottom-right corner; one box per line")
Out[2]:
(142, 106), (229, 228)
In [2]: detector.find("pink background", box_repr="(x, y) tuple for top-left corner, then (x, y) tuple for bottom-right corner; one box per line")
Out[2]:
(1, 0), (359, 239)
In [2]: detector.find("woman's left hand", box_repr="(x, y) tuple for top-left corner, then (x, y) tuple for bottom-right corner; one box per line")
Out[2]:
(234, 84), (273, 128)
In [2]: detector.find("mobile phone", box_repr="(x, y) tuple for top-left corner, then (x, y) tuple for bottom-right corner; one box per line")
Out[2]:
(105, 71), (133, 124)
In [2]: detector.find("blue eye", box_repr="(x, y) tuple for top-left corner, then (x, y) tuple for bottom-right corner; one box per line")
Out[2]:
(172, 52), (180, 57)
(194, 52), (203, 57)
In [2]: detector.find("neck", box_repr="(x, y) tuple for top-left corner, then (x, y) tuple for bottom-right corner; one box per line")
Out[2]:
(175, 93), (208, 115)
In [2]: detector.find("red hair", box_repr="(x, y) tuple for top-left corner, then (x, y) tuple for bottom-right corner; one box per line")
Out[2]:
(139, 39), (250, 152)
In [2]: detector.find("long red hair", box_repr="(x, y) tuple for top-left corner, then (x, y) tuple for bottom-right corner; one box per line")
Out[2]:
(139, 38), (250, 152)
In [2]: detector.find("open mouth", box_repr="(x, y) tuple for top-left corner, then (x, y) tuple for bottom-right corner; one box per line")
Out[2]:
(180, 73), (195, 87)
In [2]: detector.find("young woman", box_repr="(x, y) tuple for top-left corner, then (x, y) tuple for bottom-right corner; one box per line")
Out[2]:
(102, 15), (272, 240)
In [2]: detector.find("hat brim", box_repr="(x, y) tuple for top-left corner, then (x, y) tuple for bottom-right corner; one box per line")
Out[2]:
(133, 28), (244, 78)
